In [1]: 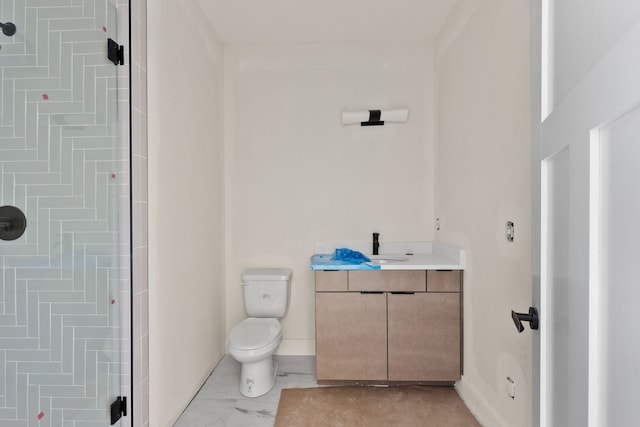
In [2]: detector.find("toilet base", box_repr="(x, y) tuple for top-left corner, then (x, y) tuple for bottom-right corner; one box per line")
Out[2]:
(239, 356), (278, 398)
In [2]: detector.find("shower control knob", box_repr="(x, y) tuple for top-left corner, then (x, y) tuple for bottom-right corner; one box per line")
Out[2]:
(0, 22), (17, 37)
(0, 205), (27, 241)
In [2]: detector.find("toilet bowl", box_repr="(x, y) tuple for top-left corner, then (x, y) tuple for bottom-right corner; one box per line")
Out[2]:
(228, 318), (282, 397)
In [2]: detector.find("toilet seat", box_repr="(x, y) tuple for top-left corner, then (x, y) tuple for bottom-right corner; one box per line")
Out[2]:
(229, 318), (281, 351)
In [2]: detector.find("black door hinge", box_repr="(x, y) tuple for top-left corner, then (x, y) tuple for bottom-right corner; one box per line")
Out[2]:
(108, 38), (125, 66)
(110, 396), (127, 425)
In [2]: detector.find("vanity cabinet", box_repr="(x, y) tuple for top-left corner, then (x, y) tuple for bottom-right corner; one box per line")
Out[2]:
(315, 269), (462, 384)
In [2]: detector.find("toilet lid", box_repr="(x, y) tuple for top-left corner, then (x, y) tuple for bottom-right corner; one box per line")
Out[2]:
(230, 318), (281, 350)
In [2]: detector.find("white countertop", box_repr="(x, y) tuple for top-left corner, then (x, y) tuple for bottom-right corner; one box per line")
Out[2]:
(313, 241), (465, 270)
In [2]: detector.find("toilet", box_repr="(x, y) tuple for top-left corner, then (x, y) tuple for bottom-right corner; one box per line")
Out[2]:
(227, 268), (292, 397)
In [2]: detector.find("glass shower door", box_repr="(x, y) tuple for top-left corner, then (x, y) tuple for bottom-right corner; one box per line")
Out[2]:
(0, 1), (126, 425)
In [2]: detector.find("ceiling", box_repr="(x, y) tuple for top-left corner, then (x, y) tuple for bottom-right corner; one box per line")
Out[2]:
(196, 0), (459, 45)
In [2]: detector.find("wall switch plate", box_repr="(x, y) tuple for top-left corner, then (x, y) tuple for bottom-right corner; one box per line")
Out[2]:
(506, 376), (516, 399)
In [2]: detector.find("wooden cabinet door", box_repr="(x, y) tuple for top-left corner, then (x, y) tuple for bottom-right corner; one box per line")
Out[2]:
(387, 292), (460, 381)
(315, 292), (387, 381)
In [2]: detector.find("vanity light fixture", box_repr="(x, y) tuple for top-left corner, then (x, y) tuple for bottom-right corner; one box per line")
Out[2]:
(341, 109), (409, 126)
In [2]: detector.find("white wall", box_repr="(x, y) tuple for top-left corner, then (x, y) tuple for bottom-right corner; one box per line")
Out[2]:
(224, 42), (436, 354)
(435, 1), (532, 426)
(147, 1), (226, 425)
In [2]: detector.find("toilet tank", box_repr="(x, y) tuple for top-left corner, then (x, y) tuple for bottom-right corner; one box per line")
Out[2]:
(242, 268), (292, 318)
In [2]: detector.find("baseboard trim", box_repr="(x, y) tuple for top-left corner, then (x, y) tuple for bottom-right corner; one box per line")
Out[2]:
(456, 375), (508, 427)
(170, 356), (222, 426)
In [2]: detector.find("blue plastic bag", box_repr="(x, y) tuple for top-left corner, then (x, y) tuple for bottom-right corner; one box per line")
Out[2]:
(331, 248), (371, 264)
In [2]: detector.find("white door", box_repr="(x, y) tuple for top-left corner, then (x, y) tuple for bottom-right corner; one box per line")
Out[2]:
(531, 1), (640, 426)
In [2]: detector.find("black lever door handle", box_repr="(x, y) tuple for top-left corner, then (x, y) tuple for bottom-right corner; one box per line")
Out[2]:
(511, 307), (539, 333)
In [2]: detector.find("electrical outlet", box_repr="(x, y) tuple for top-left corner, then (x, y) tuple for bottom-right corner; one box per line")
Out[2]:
(436, 218), (441, 231)
(506, 376), (516, 399)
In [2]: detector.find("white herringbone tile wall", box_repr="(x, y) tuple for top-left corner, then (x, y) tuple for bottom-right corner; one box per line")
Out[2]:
(0, 0), (131, 425)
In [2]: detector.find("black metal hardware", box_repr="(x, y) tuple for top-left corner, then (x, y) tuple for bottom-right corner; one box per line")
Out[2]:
(0, 21), (16, 36)
(107, 38), (124, 66)
(361, 110), (384, 126)
(390, 292), (415, 295)
(0, 206), (27, 241)
(110, 396), (127, 425)
(360, 291), (384, 294)
(506, 221), (515, 242)
(372, 232), (380, 255)
(511, 307), (539, 333)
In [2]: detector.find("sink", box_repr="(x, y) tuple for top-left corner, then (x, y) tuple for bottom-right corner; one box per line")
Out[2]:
(368, 256), (409, 264)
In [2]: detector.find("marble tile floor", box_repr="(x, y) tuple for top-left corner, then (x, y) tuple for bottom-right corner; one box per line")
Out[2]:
(173, 355), (319, 427)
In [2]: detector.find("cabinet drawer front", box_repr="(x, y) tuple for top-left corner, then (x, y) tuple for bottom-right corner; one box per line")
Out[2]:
(427, 270), (461, 292)
(315, 292), (387, 381)
(348, 270), (426, 292)
(315, 270), (348, 291)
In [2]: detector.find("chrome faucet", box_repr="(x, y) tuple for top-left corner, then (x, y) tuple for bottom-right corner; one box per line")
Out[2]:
(372, 232), (380, 255)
